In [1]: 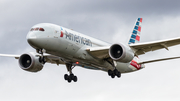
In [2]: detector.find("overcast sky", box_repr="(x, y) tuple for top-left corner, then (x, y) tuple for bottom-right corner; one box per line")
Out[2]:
(1, 0), (180, 101)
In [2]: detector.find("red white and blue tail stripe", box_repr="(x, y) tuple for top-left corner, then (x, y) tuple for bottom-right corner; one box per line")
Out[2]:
(128, 18), (142, 44)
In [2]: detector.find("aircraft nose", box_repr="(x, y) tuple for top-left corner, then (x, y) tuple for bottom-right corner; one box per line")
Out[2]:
(27, 32), (37, 47)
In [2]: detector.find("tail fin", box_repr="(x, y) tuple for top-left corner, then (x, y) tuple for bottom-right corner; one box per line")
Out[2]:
(128, 18), (142, 44)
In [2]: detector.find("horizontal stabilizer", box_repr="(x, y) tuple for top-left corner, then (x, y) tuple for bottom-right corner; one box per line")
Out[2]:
(138, 56), (180, 64)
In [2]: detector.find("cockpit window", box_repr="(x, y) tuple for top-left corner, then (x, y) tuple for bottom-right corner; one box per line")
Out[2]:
(30, 28), (34, 31)
(30, 28), (45, 31)
(39, 28), (45, 31)
(34, 28), (39, 31)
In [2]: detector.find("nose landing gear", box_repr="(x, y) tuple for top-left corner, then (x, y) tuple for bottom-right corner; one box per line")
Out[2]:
(37, 49), (46, 64)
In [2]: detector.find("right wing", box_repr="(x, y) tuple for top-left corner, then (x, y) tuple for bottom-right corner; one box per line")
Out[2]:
(0, 53), (65, 65)
(0, 54), (20, 59)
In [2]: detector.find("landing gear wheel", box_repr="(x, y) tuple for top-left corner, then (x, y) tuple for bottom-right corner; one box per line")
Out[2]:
(108, 70), (113, 76)
(64, 63), (78, 83)
(67, 78), (72, 83)
(70, 74), (74, 80)
(73, 76), (77, 82)
(117, 74), (121, 78)
(39, 57), (46, 64)
(108, 69), (121, 78)
(116, 71), (121, 78)
(113, 69), (119, 76)
(111, 73), (115, 78)
(64, 74), (68, 80)
(37, 49), (46, 64)
(64, 74), (78, 83)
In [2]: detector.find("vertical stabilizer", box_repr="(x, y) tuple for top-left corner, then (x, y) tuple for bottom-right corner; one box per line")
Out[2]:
(128, 18), (142, 44)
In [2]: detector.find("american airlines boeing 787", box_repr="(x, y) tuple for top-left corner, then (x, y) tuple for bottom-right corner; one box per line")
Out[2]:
(1, 18), (180, 83)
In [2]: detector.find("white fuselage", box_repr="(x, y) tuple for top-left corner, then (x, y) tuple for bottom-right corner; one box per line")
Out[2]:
(27, 23), (145, 73)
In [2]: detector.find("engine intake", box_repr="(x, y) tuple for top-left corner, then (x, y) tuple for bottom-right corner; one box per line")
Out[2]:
(109, 44), (134, 63)
(19, 52), (43, 72)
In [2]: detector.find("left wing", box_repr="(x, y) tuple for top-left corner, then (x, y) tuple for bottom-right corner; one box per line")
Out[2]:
(86, 46), (110, 59)
(130, 37), (180, 56)
(44, 55), (65, 65)
(86, 46), (180, 65)
(87, 37), (180, 61)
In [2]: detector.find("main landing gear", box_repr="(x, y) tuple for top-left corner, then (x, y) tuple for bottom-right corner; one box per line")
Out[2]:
(108, 69), (121, 78)
(64, 64), (78, 83)
(105, 59), (121, 78)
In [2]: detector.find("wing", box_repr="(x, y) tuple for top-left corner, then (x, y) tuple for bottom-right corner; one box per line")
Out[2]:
(0, 53), (65, 65)
(129, 37), (180, 55)
(87, 37), (180, 60)
(0, 54), (20, 59)
(86, 46), (110, 59)
(44, 54), (65, 65)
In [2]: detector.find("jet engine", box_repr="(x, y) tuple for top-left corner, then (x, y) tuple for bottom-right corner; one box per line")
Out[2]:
(109, 43), (134, 63)
(19, 52), (44, 72)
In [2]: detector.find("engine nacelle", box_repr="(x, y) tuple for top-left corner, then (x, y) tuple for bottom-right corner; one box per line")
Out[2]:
(19, 52), (43, 72)
(109, 43), (134, 63)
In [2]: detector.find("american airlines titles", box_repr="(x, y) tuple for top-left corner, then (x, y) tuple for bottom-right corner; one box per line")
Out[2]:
(60, 29), (92, 47)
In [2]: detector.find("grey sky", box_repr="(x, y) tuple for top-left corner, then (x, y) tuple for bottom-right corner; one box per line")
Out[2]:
(1, 0), (180, 101)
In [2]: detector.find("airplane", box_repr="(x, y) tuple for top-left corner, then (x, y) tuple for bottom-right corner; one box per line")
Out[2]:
(1, 18), (180, 83)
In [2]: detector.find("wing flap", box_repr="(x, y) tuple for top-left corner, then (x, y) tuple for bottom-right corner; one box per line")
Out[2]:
(130, 37), (180, 55)
(86, 46), (110, 59)
(44, 55), (65, 65)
